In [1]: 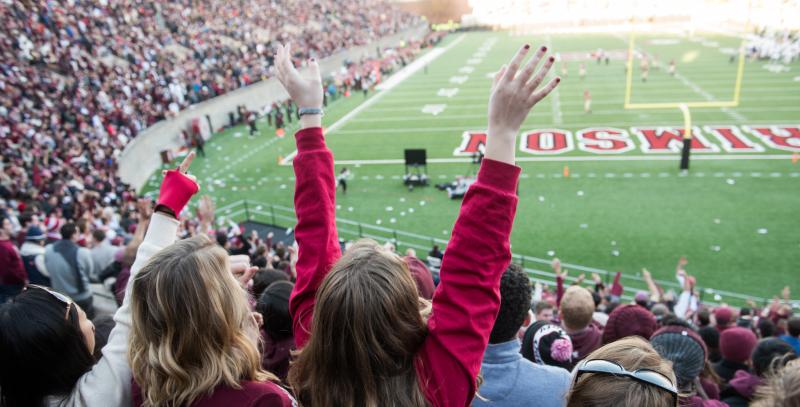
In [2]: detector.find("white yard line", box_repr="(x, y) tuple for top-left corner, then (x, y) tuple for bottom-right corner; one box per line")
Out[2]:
(331, 154), (795, 165)
(279, 34), (467, 165)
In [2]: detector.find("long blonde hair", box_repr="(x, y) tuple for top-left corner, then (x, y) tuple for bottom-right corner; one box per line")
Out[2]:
(288, 239), (430, 407)
(129, 235), (276, 406)
(567, 337), (677, 407)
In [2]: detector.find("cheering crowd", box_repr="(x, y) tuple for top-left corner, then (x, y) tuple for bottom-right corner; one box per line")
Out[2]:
(1, 2), (799, 404)
(2, 35), (798, 406)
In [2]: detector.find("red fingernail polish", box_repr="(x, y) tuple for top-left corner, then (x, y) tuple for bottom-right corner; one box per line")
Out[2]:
(556, 77), (561, 82)
(541, 46), (547, 52)
(549, 56), (555, 62)
(524, 44), (530, 50)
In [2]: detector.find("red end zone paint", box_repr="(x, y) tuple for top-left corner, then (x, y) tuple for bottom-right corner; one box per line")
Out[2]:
(632, 127), (720, 153)
(704, 126), (765, 152)
(576, 128), (635, 154)
(520, 129), (574, 155)
(744, 126), (800, 152)
(450, 125), (795, 156)
(453, 131), (486, 156)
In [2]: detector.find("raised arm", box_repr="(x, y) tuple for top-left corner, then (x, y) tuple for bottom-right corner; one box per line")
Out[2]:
(66, 154), (199, 406)
(274, 44), (342, 348)
(416, 44), (559, 407)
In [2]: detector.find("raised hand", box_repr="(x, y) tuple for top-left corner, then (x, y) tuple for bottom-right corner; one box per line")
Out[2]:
(274, 43), (322, 129)
(487, 45), (559, 164)
(229, 254), (258, 288)
(156, 152), (199, 218)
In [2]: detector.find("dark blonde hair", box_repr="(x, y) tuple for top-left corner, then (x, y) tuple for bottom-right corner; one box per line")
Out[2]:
(752, 359), (800, 407)
(288, 239), (430, 407)
(567, 337), (677, 407)
(129, 236), (275, 407)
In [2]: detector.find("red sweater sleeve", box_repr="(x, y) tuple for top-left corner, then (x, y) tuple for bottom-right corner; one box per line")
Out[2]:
(415, 159), (520, 407)
(556, 275), (565, 307)
(288, 128), (341, 348)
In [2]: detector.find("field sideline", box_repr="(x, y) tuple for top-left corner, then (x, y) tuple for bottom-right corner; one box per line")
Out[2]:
(143, 31), (800, 302)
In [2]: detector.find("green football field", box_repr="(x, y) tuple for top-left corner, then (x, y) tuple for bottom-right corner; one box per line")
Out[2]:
(143, 31), (800, 305)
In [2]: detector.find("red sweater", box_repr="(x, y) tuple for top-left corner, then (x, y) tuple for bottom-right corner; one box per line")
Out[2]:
(289, 127), (519, 407)
(0, 239), (26, 285)
(132, 380), (294, 407)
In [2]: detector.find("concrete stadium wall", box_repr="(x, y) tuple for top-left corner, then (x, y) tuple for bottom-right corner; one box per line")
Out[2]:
(118, 24), (430, 191)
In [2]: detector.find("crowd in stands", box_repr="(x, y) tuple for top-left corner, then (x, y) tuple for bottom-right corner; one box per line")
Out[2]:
(1, 16), (799, 407)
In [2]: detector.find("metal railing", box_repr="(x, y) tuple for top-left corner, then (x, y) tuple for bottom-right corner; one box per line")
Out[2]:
(215, 199), (797, 309)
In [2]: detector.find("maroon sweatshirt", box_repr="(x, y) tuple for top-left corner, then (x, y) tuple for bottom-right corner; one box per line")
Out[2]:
(132, 380), (294, 407)
(289, 127), (519, 407)
(0, 239), (26, 285)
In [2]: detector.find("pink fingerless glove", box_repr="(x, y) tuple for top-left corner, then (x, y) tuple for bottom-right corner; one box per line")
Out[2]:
(157, 169), (199, 216)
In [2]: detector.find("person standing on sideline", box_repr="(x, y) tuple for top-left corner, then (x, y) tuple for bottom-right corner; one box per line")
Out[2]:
(44, 223), (96, 318)
(337, 168), (350, 194)
(0, 216), (26, 303)
(579, 63), (586, 80)
(669, 59), (676, 76)
(641, 57), (650, 82)
(193, 132), (206, 157)
(583, 89), (592, 114)
(248, 110), (258, 136)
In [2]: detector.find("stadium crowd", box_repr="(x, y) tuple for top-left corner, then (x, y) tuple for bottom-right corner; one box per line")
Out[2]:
(2, 38), (798, 406)
(1, 6), (799, 406)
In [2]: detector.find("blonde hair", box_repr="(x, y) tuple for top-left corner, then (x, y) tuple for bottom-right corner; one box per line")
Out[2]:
(129, 236), (276, 407)
(567, 337), (677, 407)
(752, 359), (800, 407)
(560, 286), (595, 331)
(288, 239), (430, 407)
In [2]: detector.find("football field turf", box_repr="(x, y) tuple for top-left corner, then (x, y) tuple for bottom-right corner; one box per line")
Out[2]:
(143, 31), (800, 304)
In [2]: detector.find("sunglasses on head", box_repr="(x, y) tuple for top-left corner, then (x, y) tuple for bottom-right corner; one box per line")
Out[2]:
(575, 359), (678, 406)
(25, 284), (73, 319)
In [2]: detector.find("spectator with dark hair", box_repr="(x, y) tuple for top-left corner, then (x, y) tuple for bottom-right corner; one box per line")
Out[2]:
(1, 216), (27, 303)
(252, 268), (290, 299)
(44, 222), (96, 318)
(697, 307), (712, 328)
(601, 304), (658, 345)
(20, 225), (50, 286)
(780, 316), (800, 353)
(757, 317), (777, 338)
(90, 229), (116, 276)
(474, 264), (570, 407)
(699, 326), (723, 363)
(560, 285), (603, 362)
(428, 244), (443, 260)
(736, 307), (753, 329)
(651, 325), (727, 406)
(521, 320), (574, 371)
(714, 327), (758, 383)
(534, 300), (555, 323)
(567, 337), (677, 407)
(257, 280), (295, 382)
(721, 338), (798, 407)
